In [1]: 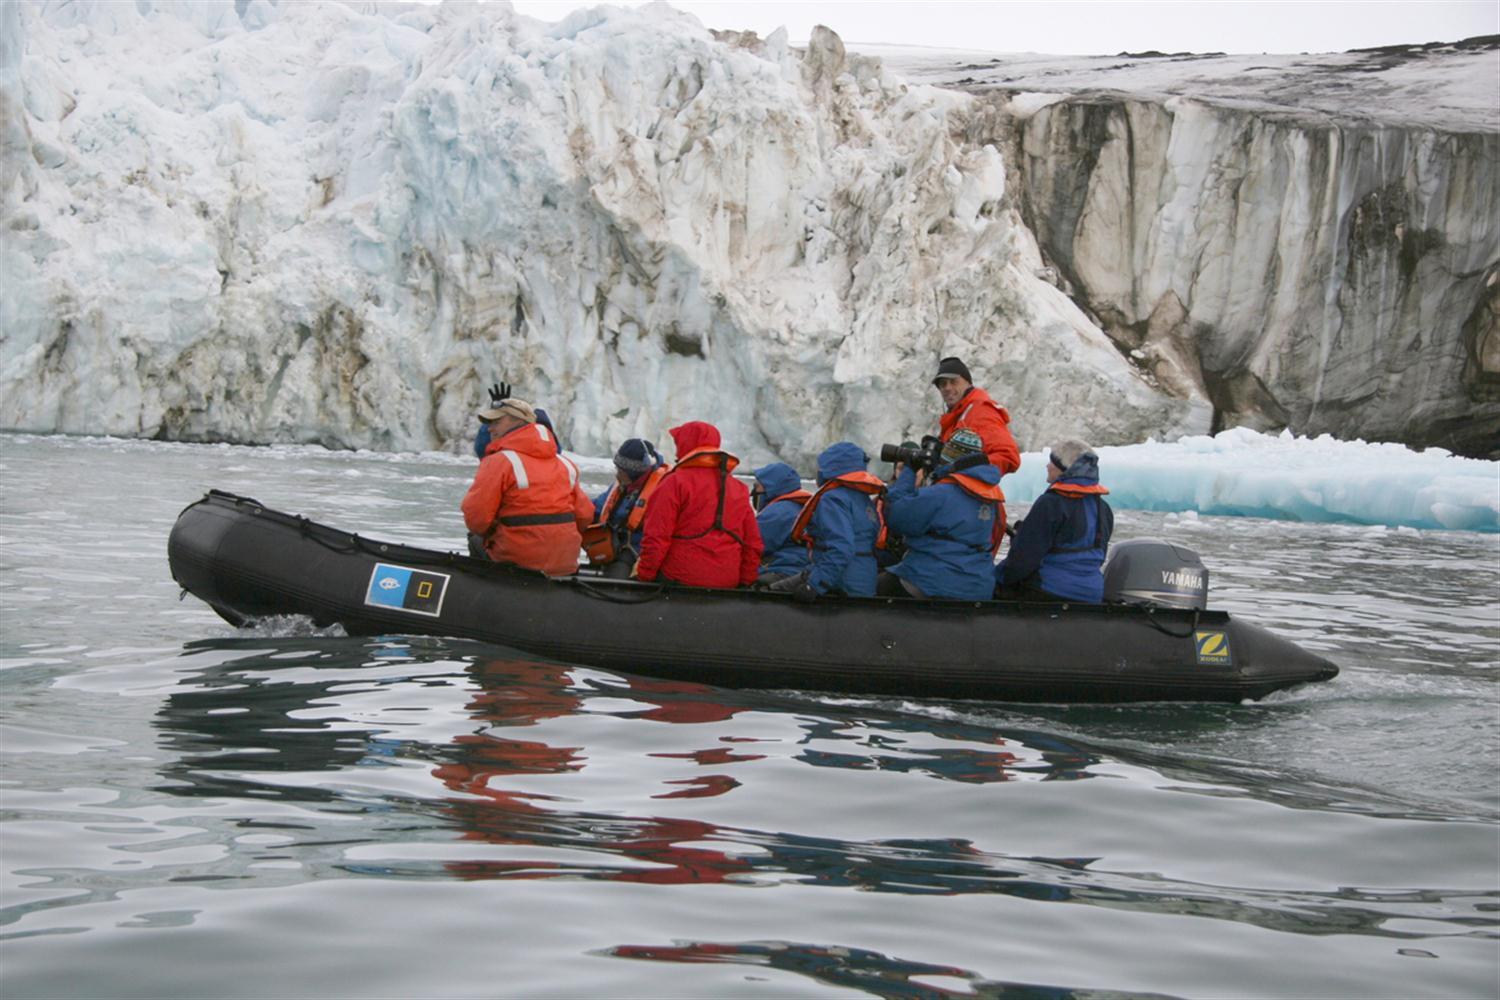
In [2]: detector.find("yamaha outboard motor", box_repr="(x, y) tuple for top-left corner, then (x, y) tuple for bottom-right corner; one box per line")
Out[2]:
(1103, 538), (1209, 610)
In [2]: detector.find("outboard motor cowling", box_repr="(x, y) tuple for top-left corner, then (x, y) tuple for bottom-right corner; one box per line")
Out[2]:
(1103, 538), (1209, 609)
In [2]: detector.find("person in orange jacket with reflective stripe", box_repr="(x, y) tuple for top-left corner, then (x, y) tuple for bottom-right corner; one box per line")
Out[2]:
(635, 422), (763, 588)
(461, 397), (594, 577)
(933, 356), (1021, 476)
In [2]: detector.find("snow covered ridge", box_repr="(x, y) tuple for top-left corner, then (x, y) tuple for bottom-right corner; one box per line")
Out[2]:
(0, 2), (1494, 468)
(1006, 428), (1500, 533)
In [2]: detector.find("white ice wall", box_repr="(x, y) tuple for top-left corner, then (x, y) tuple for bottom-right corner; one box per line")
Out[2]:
(0, 0), (1204, 465)
(1, 1), (1492, 469)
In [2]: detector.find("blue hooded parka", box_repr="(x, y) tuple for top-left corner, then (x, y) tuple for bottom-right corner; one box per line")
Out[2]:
(997, 451), (1113, 602)
(803, 443), (881, 597)
(885, 455), (1003, 600)
(753, 462), (812, 576)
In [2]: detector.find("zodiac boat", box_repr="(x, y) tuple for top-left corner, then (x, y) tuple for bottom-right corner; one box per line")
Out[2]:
(167, 491), (1339, 704)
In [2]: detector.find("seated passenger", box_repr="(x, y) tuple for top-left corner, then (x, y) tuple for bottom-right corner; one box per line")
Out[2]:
(877, 429), (1004, 601)
(996, 439), (1113, 602)
(478, 381), (564, 456)
(461, 397), (594, 576)
(769, 442), (884, 601)
(583, 438), (668, 576)
(635, 422), (764, 588)
(751, 462), (812, 585)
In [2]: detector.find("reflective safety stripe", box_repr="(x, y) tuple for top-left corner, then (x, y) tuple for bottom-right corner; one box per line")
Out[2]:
(498, 512), (577, 527)
(501, 450), (529, 489)
(561, 456), (579, 489)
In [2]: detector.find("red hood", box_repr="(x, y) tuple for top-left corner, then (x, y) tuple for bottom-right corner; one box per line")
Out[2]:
(484, 422), (560, 460)
(669, 421), (721, 458)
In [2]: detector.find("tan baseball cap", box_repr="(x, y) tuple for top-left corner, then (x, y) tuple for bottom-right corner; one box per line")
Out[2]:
(477, 397), (536, 424)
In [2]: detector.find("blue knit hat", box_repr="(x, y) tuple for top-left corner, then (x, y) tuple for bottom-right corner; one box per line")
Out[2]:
(613, 438), (661, 477)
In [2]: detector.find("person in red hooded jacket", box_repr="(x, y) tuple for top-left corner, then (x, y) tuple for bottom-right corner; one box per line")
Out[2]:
(461, 396), (594, 576)
(635, 422), (763, 588)
(933, 356), (1021, 475)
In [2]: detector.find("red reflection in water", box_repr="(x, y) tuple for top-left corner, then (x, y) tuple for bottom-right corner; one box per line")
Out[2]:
(609, 676), (749, 724)
(652, 774), (742, 799)
(650, 748), (766, 765)
(433, 658), (756, 884)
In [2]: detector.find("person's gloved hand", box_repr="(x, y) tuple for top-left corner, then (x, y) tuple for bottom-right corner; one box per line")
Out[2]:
(768, 571), (817, 603)
(489, 381), (512, 406)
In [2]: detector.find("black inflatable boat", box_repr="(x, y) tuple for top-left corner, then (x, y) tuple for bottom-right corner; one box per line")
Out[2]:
(167, 491), (1339, 703)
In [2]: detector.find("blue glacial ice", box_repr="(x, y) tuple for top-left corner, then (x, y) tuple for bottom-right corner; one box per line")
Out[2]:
(1003, 428), (1499, 533)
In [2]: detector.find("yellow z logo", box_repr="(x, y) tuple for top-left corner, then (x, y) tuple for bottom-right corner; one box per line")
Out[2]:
(1194, 631), (1231, 665)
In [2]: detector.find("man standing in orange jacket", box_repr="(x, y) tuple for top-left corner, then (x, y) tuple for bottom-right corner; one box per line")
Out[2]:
(461, 396), (594, 576)
(635, 421), (763, 588)
(932, 356), (1021, 475)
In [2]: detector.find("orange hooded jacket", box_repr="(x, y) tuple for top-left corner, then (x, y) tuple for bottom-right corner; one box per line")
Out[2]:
(461, 422), (594, 576)
(939, 386), (1021, 475)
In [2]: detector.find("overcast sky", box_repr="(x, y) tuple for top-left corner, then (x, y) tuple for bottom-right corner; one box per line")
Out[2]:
(509, 1), (1498, 56)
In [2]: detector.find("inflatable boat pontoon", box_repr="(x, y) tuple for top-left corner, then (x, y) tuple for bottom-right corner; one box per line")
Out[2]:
(167, 491), (1339, 703)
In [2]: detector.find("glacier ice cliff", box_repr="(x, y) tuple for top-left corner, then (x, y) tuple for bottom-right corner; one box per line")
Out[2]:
(875, 40), (1500, 458)
(1, 2), (1495, 466)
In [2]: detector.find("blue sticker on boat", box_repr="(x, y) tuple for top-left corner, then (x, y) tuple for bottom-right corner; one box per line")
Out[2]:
(365, 563), (449, 618)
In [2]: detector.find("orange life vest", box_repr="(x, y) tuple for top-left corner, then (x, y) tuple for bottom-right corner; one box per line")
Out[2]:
(765, 489), (813, 510)
(583, 465), (669, 565)
(1048, 481), (1110, 498)
(939, 469), (1008, 553)
(789, 471), (889, 550)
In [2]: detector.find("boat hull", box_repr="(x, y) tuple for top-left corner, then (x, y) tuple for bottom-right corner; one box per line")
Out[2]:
(167, 491), (1339, 703)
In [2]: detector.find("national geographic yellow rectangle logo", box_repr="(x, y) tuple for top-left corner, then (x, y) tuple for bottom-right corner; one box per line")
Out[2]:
(1194, 630), (1232, 666)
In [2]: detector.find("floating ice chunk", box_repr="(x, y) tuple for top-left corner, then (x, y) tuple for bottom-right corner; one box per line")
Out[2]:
(1005, 429), (1499, 533)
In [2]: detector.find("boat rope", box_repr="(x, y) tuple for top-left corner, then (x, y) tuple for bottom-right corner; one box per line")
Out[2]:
(296, 518), (365, 554)
(569, 579), (668, 604)
(1144, 607), (1200, 639)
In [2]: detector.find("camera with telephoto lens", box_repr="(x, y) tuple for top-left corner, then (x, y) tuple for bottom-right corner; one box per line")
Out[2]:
(878, 434), (945, 475)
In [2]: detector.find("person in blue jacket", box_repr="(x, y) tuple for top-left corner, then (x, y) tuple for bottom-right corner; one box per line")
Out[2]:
(996, 438), (1113, 602)
(877, 429), (1005, 600)
(751, 462), (812, 585)
(767, 442), (884, 601)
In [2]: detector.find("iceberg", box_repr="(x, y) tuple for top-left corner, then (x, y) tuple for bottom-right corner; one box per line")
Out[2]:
(1004, 428), (1500, 532)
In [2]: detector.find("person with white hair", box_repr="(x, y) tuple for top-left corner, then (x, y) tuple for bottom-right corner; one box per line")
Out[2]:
(995, 438), (1114, 602)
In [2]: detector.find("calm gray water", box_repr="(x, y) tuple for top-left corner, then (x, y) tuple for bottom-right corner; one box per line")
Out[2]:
(2, 433), (1497, 999)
